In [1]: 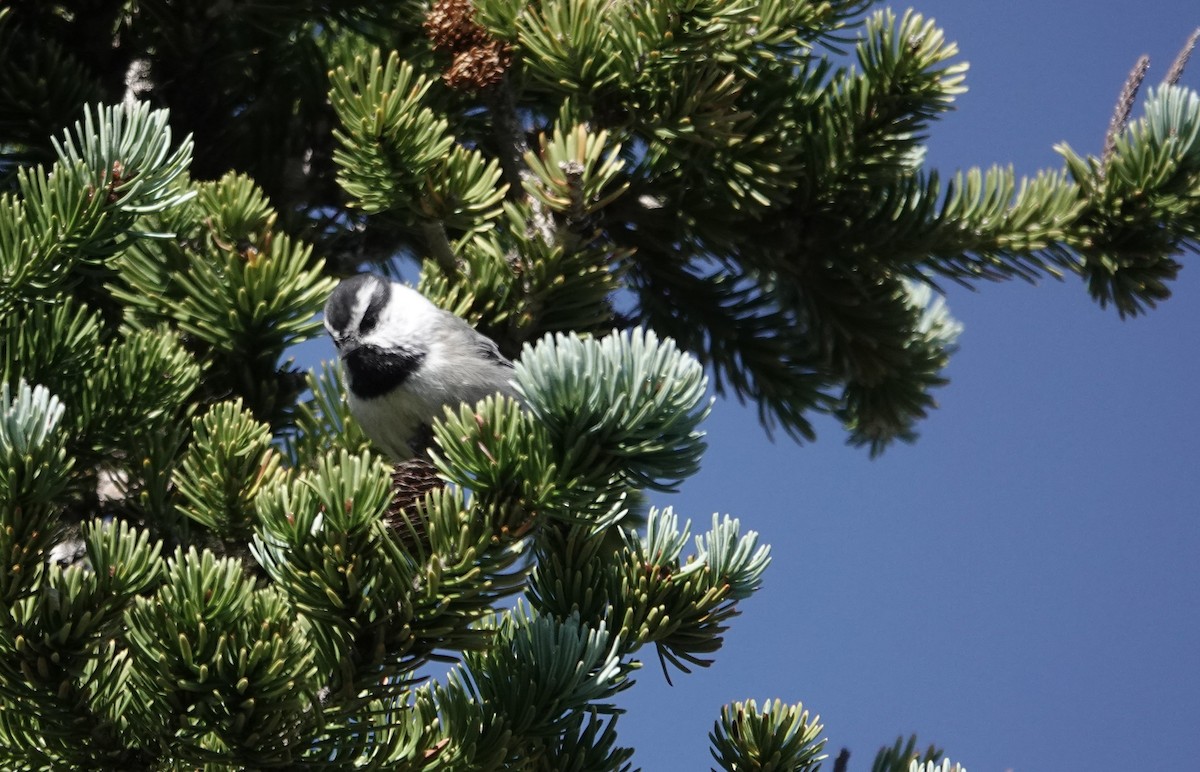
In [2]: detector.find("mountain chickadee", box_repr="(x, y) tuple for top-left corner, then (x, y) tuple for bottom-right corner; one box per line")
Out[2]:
(324, 274), (520, 460)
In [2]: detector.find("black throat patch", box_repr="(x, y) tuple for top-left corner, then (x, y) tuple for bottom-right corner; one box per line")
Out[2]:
(343, 345), (426, 399)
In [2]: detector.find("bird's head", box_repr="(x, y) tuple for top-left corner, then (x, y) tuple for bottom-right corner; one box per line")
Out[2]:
(323, 274), (433, 400)
(323, 273), (392, 356)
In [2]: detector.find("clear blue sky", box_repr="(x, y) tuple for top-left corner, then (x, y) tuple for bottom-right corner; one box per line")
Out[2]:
(607, 3), (1200, 771)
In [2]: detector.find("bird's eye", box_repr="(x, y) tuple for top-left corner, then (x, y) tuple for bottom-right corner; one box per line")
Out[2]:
(358, 280), (389, 334)
(360, 308), (379, 334)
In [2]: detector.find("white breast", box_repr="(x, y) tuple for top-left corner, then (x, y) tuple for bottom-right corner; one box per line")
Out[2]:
(347, 387), (435, 460)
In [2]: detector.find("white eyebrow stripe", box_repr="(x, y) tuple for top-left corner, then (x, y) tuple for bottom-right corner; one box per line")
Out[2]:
(347, 283), (376, 332)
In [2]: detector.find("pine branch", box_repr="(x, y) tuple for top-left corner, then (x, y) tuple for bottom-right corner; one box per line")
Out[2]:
(0, 10), (106, 160)
(871, 735), (942, 772)
(418, 217), (460, 273)
(428, 607), (630, 769)
(487, 76), (557, 246)
(0, 103), (193, 315)
(709, 699), (826, 772)
(512, 329), (710, 491)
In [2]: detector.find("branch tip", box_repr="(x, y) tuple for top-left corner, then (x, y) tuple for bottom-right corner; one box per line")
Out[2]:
(1164, 27), (1200, 86)
(1101, 54), (1151, 174)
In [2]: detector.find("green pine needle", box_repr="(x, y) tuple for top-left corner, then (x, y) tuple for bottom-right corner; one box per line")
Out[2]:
(515, 328), (711, 492)
(708, 698), (827, 772)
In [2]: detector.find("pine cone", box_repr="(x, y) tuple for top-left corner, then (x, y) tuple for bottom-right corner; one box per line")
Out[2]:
(443, 39), (513, 92)
(385, 457), (442, 555)
(424, 0), (490, 53)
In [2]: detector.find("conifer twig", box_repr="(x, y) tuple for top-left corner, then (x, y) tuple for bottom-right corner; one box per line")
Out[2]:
(418, 219), (459, 274)
(1164, 27), (1200, 85)
(487, 77), (556, 246)
(1101, 54), (1150, 177)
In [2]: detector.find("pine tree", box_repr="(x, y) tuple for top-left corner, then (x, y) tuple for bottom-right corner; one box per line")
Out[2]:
(1, 2), (1197, 769)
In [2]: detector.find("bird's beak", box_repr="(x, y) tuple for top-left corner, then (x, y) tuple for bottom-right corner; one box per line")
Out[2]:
(333, 334), (360, 357)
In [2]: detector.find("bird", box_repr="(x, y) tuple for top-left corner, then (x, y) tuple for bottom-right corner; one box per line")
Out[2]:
(323, 273), (520, 460)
